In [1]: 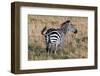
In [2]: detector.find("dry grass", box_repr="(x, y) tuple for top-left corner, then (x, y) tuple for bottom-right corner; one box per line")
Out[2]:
(28, 15), (88, 60)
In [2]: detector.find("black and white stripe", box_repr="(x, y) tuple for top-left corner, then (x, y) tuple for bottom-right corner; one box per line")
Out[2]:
(46, 31), (61, 44)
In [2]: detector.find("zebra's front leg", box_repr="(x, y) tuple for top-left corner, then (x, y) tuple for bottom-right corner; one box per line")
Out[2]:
(59, 37), (64, 51)
(60, 42), (64, 51)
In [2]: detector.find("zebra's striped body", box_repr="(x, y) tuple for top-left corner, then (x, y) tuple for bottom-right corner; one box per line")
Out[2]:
(41, 20), (77, 54)
(45, 29), (62, 53)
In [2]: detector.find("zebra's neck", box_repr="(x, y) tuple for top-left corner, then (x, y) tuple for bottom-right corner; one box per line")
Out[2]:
(60, 24), (68, 34)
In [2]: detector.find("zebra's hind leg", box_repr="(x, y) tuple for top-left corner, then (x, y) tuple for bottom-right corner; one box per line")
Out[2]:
(55, 44), (58, 54)
(46, 44), (50, 55)
(51, 44), (57, 54)
(46, 45), (49, 53)
(51, 45), (55, 54)
(46, 43), (52, 55)
(49, 43), (54, 55)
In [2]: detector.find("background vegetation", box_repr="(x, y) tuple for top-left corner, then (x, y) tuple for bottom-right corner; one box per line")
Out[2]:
(28, 15), (88, 60)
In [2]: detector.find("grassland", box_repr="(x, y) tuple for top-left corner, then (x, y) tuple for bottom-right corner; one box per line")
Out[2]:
(28, 15), (88, 60)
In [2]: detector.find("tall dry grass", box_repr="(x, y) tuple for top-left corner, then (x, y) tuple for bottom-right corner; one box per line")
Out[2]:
(28, 15), (88, 60)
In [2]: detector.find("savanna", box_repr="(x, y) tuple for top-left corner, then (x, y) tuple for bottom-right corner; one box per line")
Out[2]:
(28, 15), (88, 60)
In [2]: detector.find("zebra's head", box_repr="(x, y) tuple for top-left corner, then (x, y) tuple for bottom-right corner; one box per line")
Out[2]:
(60, 20), (77, 34)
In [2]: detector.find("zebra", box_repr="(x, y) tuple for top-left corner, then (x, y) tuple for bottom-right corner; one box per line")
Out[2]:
(41, 20), (77, 54)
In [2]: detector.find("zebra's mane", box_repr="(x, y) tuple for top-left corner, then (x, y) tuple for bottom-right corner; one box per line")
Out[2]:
(61, 20), (70, 27)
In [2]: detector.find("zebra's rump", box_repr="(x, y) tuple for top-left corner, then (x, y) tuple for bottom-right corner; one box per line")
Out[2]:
(46, 31), (61, 44)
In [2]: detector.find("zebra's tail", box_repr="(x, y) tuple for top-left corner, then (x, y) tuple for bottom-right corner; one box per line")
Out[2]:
(41, 26), (47, 35)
